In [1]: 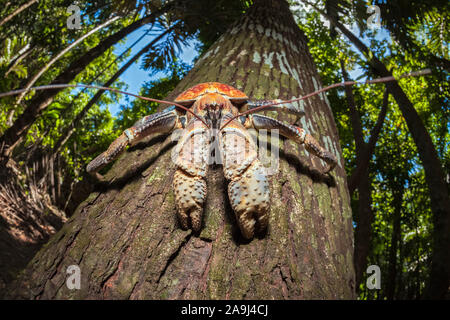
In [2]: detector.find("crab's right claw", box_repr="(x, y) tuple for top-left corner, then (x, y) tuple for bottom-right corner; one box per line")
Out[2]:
(173, 119), (209, 232)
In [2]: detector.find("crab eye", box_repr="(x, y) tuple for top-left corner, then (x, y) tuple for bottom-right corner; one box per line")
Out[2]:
(239, 116), (247, 125)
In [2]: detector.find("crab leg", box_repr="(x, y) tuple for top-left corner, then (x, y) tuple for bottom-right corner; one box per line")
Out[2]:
(220, 116), (270, 239)
(247, 114), (337, 173)
(87, 106), (182, 173)
(245, 99), (306, 117)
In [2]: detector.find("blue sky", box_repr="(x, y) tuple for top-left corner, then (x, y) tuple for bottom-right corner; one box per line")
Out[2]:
(107, 27), (199, 116)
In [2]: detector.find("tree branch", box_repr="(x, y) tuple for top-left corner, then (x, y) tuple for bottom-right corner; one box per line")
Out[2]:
(0, 1), (177, 158)
(340, 60), (365, 153)
(15, 16), (120, 104)
(50, 25), (154, 129)
(51, 25), (177, 156)
(348, 89), (388, 195)
(0, 0), (38, 27)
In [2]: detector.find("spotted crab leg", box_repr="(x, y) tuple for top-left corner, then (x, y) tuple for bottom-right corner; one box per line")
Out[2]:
(87, 106), (183, 173)
(246, 114), (338, 173)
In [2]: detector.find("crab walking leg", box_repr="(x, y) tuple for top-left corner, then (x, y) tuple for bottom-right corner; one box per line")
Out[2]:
(248, 114), (337, 173)
(173, 119), (209, 231)
(220, 116), (270, 239)
(87, 107), (182, 173)
(245, 99), (306, 117)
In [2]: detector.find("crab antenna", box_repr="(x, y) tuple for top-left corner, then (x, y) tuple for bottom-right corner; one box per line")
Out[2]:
(220, 69), (432, 131)
(0, 83), (209, 127)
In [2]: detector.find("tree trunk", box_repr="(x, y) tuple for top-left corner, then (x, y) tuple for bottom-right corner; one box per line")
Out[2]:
(386, 189), (404, 300)
(340, 62), (388, 289)
(347, 91), (388, 195)
(340, 63), (371, 290)
(6, 0), (355, 299)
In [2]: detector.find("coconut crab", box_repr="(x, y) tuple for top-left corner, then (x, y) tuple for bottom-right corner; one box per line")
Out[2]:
(86, 82), (338, 239)
(0, 70), (429, 239)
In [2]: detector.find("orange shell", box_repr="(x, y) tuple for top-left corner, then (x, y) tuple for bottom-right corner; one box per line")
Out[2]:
(175, 82), (248, 105)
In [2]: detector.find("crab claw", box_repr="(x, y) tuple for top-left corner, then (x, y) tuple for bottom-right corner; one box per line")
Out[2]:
(228, 160), (270, 239)
(173, 170), (207, 232)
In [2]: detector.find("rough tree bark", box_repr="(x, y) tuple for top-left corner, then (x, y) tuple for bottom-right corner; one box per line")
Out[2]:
(6, 0), (355, 299)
